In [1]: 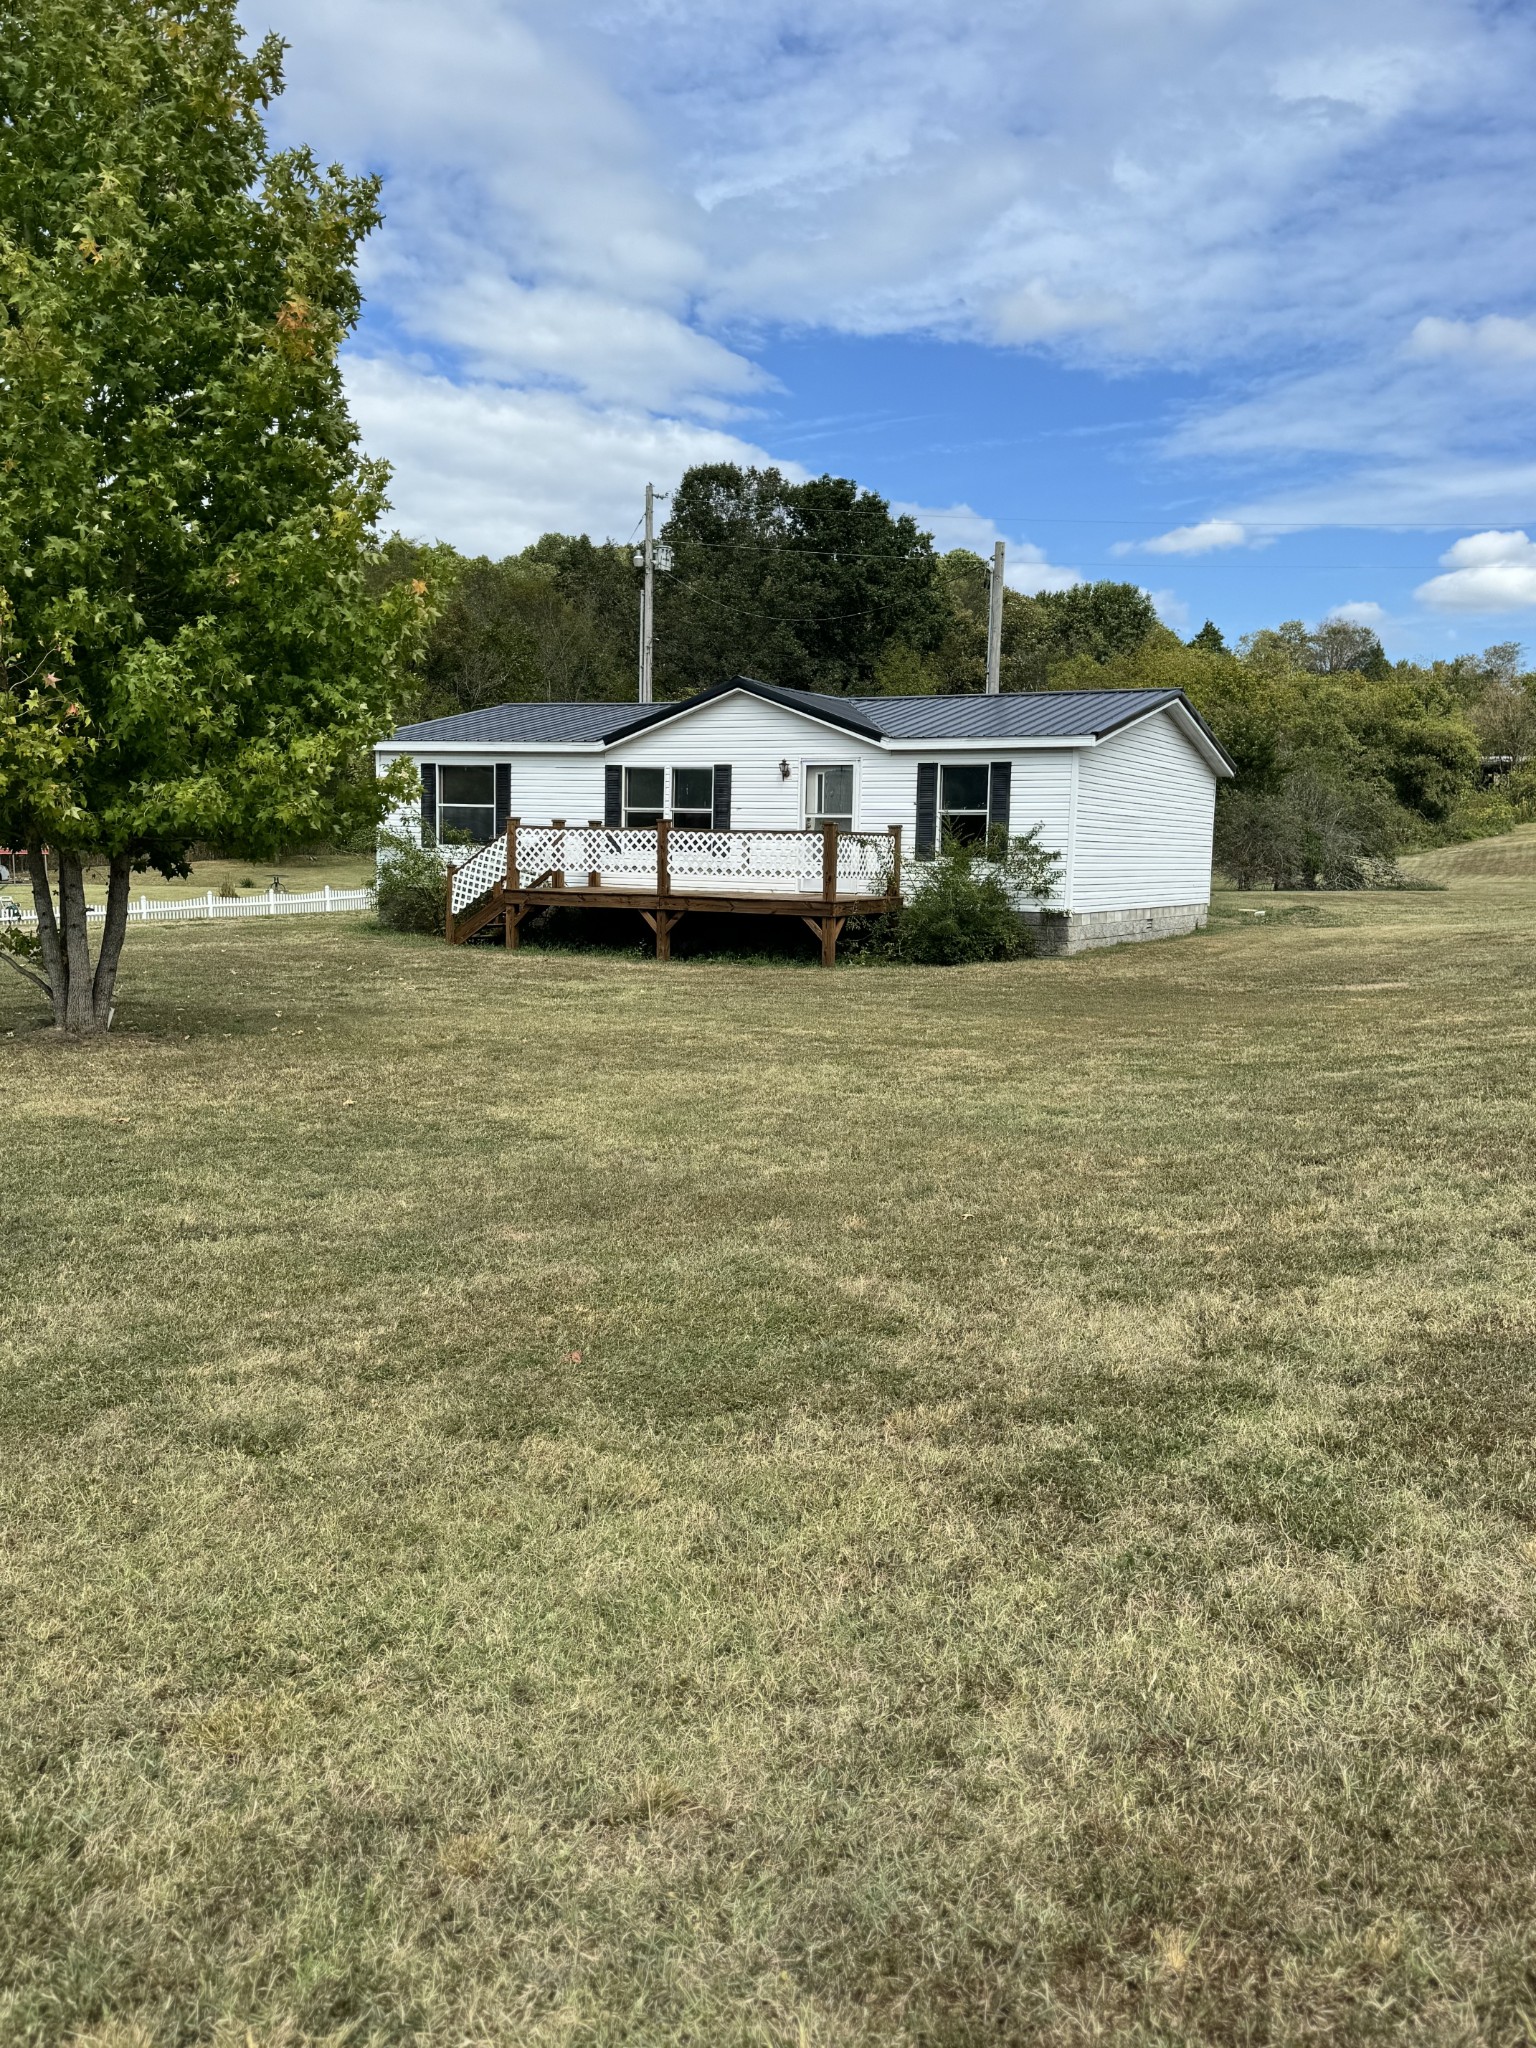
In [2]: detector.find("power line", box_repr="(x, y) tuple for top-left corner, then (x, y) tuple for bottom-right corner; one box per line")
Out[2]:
(634, 534), (1480, 566)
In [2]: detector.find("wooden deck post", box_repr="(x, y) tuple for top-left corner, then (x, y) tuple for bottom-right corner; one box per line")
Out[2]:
(551, 818), (565, 890)
(587, 818), (601, 889)
(642, 908), (680, 961)
(802, 913), (846, 968)
(654, 820), (673, 963)
(504, 817), (519, 948)
(888, 822), (902, 903)
(822, 818), (838, 904)
(444, 859), (457, 946)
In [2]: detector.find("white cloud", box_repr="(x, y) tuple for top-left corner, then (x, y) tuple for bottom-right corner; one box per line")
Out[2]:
(1415, 531), (1536, 611)
(1270, 46), (1441, 118)
(1146, 588), (1191, 633)
(395, 278), (770, 413)
(346, 358), (793, 555)
(1327, 601), (1387, 627)
(893, 501), (1080, 592)
(249, 0), (1536, 544)
(1222, 459), (1536, 534)
(1409, 315), (1536, 363)
(1118, 518), (1248, 557)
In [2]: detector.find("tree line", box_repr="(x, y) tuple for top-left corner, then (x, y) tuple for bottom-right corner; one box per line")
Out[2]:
(379, 461), (1536, 886)
(377, 464), (1168, 716)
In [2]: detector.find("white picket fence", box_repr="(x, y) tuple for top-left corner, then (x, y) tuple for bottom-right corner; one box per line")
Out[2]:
(1, 884), (375, 931)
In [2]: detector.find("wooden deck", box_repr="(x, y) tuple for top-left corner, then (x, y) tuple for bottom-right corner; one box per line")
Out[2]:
(446, 819), (902, 965)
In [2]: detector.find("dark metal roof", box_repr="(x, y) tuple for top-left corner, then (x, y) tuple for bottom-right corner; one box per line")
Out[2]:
(386, 676), (1233, 769)
(846, 688), (1184, 740)
(387, 702), (624, 744)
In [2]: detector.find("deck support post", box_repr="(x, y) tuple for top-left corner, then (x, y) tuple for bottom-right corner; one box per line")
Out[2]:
(504, 817), (520, 947)
(653, 817), (673, 959)
(802, 914), (845, 968)
(551, 819), (565, 890)
(641, 908), (682, 962)
(888, 823), (902, 903)
(821, 818), (838, 903)
(587, 819), (601, 889)
(444, 861), (457, 946)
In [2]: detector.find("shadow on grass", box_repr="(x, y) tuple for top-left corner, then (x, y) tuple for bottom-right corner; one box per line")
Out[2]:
(466, 903), (890, 966)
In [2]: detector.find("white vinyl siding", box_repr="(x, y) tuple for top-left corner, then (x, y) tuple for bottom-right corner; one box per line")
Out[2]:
(1068, 711), (1217, 912)
(377, 690), (1216, 918)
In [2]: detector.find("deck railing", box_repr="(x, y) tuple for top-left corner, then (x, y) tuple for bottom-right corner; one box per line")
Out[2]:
(447, 822), (899, 920)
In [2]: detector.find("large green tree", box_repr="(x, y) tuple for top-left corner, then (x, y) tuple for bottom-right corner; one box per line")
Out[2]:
(0, 0), (419, 1033)
(655, 465), (945, 695)
(373, 532), (635, 720)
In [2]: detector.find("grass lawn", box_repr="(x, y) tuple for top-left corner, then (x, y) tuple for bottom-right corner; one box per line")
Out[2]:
(4, 855), (1536, 2044)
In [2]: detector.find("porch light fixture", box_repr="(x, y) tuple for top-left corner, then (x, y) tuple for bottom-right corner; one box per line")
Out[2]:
(778, 758), (791, 780)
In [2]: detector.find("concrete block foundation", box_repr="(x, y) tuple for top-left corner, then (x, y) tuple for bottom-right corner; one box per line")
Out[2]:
(1022, 902), (1209, 956)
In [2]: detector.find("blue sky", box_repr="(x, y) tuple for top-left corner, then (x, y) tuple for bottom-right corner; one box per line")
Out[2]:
(255, 0), (1536, 662)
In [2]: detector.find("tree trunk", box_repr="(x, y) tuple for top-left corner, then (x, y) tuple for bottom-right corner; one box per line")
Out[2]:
(28, 847), (67, 1030)
(57, 853), (95, 1033)
(24, 847), (128, 1035)
(92, 854), (132, 1028)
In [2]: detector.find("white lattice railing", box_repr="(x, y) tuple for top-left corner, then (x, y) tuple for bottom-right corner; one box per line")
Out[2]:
(445, 825), (897, 918)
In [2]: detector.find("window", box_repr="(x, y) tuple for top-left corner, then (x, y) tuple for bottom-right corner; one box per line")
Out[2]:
(939, 763), (991, 846)
(805, 762), (855, 830)
(624, 765), (665, 827)
(438, 764), (497, 845)
(671, 766), (714, 829)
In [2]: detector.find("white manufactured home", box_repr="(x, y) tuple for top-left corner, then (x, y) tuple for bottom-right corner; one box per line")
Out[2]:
(376, 677), (1234, 961)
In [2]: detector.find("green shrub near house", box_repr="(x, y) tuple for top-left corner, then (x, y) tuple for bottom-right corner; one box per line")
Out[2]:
(885, 829), (1062, 965)
(375, 832), (448, 936)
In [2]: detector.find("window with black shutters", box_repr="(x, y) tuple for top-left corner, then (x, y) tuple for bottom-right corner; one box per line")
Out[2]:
(439, 765), (497, 844)
(938, 763), (991, 846)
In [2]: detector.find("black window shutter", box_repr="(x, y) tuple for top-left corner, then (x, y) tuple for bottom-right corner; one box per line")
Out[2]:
(604, 763), (623, 827)
(915, 762), (939, 859)
(420, 762), (437, 841)
(712, 764), (732, 831)
(988, 760), (1012, 838)
(494, 762), (511, 829)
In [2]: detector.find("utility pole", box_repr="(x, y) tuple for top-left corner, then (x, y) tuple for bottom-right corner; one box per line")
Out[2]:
(985, 538), (1005, 695)
(637, 481), (655, 703)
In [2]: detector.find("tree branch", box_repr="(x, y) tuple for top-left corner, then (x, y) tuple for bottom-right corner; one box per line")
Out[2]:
(0, 945), (52, 998)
